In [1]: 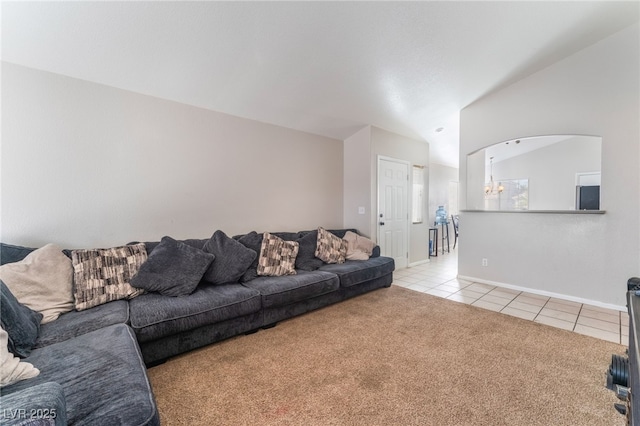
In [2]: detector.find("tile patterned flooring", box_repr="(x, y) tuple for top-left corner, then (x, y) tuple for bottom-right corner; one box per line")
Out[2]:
(393, 249), (628, 345)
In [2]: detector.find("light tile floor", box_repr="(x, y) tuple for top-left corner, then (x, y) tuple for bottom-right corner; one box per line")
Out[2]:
(394, 248), (628, 345)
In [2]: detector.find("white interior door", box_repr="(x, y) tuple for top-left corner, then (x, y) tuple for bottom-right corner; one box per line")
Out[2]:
(378, 157), (409, 269)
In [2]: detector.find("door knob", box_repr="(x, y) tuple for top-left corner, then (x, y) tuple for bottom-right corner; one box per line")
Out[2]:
(380, 221), (385, 226)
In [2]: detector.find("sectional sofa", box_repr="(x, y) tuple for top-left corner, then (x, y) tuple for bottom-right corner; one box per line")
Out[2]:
(0, 228), (394, 425)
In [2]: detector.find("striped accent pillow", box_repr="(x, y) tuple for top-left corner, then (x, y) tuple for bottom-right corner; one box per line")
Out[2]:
(315, 227), (347, 264)
(71, 243), (147, 311)
(257, 233), (299, 277)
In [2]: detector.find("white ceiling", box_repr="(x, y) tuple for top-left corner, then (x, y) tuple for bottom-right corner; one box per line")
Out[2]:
(2, 1), (638, 168)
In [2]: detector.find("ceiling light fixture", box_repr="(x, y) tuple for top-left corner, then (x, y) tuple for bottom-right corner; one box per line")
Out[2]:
(484, 157), (504, 196)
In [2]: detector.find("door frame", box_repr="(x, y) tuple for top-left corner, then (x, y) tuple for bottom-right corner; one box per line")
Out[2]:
(377, 155), (410, 268)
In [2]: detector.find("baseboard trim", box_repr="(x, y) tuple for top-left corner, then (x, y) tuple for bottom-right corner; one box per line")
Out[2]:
(408, 259), (430, 267)
(457, 275), (626, 312)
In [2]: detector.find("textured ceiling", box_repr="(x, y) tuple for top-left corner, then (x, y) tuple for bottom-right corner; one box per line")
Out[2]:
(2, 1), (638, 168)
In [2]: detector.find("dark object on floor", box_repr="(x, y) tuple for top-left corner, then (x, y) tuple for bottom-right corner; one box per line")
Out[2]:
(606, 353), (629, 389)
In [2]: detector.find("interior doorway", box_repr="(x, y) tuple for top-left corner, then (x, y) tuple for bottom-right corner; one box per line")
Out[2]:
(377, 156), (409, 269)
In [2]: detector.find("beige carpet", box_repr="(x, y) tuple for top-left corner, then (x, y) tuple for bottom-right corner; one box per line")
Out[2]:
(147, 285), (626, 425)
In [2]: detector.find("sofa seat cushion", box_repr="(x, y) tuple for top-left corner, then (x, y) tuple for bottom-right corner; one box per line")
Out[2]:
(2, 324), (159, 426)
(34, 300), (130, 349)
(242, 270), (339, 309)
(129, 284), (261, 343)
(318, 256), (395, 288)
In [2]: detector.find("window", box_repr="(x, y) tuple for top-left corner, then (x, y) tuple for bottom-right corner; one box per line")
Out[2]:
(412, 165), (424, 223)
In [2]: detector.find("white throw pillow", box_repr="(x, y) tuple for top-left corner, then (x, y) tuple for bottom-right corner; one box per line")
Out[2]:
(0, 243), (74, 323)
(0, 326), (39, 387)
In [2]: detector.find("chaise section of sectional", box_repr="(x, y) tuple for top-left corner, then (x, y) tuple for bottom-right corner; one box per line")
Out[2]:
(129, 283), (263, 365)
(1, 324), (159, 426)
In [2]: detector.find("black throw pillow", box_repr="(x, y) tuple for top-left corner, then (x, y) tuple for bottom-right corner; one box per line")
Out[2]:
(0, 280), (43, 358)
(202, 230), (256, 284)
(130, 236), (215, 297)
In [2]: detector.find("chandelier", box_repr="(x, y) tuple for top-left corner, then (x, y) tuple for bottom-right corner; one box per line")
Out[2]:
(484, 157), (504, 196)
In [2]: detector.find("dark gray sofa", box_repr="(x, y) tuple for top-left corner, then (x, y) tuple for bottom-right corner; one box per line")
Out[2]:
(0, 229), (394, 425)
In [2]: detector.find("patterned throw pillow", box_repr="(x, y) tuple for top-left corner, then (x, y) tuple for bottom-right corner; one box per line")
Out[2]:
(315, 227), (347, 264)
(71, 243), (147, 311)
(257, 233), (299, 277)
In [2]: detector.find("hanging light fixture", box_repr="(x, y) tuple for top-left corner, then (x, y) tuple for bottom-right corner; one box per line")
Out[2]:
(484, 157), (504, 196)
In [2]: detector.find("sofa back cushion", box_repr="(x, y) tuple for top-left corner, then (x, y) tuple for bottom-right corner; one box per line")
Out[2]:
(0, 243), (36, 266)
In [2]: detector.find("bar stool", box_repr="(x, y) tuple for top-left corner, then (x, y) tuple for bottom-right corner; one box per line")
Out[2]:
(434, 206), (450, 254)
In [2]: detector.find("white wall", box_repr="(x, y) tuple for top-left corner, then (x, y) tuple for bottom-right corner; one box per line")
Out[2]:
(1, 63), (344, 248)
(343, 126), (372, 237)
(458, 23), (640, 308)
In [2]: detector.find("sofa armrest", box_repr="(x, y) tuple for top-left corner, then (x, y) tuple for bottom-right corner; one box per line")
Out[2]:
(0, 382), (67, 426)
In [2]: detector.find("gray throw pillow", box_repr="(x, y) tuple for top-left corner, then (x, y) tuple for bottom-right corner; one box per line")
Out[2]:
(236, 231), (263, 283)
(0, 280), (42, 358)
(295, 231), (324, 271)
(202, 231), (256, 285)
(130, 236), (215, 297)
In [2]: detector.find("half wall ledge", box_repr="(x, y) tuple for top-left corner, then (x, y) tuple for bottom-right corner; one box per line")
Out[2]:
(460, 210), (606, 214)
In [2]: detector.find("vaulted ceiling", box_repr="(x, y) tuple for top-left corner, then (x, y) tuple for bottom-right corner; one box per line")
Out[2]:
(2, 1), (638, 168)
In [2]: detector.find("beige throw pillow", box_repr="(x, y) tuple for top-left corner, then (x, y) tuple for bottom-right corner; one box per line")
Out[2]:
(0, 243), (74, 324)
(343, 231), (376, 260)
(0, 326), (39, 387)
